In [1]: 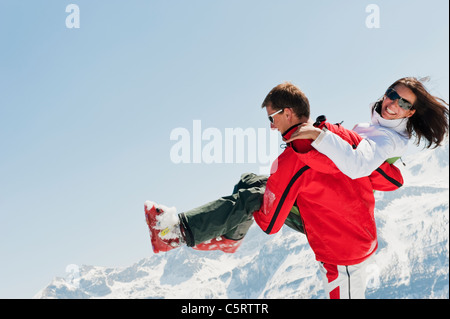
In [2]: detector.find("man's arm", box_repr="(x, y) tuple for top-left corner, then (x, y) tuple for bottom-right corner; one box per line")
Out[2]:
(253, 147), (310, 235)
(369, 161), (404, 191)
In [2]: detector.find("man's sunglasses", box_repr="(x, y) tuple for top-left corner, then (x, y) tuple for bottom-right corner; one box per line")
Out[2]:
(268, 109), (284, 123)
(385, 87), (414, 110)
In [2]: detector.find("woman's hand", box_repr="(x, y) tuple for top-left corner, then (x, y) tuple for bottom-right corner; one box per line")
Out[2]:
(284, 123), (322, 143)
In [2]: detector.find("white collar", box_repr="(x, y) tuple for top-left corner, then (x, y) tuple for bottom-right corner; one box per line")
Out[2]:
(370, 103), (409, 138)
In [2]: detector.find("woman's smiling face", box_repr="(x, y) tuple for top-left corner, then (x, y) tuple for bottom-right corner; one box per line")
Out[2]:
(381, 84), (417, 120)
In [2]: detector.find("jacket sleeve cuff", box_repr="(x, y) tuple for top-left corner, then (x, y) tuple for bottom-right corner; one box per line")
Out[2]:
(312, 127), (329, 147)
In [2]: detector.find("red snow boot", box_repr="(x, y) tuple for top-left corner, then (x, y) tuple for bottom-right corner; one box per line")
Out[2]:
(193, 236), (243, 254)
(144, 202), (181, 253)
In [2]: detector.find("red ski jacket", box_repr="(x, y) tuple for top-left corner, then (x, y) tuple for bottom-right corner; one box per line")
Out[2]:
(254, 119), (404, 265)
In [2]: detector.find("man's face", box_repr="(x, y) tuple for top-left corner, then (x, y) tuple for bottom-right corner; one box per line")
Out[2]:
(266, 102), (289, 134)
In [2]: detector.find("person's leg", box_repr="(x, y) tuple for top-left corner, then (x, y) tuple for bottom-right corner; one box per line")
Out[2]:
(318, 257), (372, 299)
(145, 173), (267, 253)
(179, 173), (267, 247)
(284, 204), (305, 234)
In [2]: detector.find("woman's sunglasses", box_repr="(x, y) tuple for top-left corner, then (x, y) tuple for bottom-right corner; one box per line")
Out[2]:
(268, 109), (284, 123)
(385, 87), (414, 110)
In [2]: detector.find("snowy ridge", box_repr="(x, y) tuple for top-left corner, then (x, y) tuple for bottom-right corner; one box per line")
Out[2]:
(35, 143), (449, 299)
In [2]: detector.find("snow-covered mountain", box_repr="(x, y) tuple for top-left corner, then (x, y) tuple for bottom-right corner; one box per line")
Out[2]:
(35, 142), (449, 299)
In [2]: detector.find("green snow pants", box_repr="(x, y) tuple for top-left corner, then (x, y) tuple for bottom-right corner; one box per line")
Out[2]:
(179, 173), (267, 247)
(178, 173), (305, 247)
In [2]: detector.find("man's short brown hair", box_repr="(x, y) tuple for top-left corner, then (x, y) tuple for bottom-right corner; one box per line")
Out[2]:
(261, 82), (310, 119)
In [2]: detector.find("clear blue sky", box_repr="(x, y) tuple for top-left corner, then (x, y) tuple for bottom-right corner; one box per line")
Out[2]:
(0, 0), (448, 298)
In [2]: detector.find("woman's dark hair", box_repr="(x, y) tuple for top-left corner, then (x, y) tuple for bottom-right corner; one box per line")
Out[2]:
(376, 77), (449, 149)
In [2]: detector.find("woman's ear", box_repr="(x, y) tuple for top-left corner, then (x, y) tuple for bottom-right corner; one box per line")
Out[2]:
(407, 109), (416, 118)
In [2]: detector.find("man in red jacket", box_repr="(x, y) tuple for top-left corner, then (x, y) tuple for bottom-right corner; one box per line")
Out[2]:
(251, 83), (403, 298)
(145, 82), (404, 299)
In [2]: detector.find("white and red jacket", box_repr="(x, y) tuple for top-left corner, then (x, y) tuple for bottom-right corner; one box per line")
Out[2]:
(311, 103), (410, 179)
(253, 119), (404, 266)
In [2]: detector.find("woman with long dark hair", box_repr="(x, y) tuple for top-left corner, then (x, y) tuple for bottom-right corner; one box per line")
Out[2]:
(286, 77), (449, 179)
